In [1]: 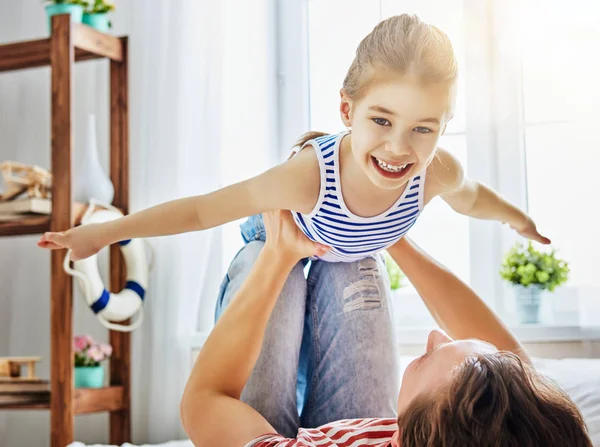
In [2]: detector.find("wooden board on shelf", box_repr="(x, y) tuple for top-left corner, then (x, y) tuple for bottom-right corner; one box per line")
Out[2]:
(0, 215), (51, 236)
(0, 20), (124, 74)
(0, 202), (124, 237)
(0, 391), (50, 407)
(72, 23), (122, 62)
(0, 379), (49, 393)
(0, 386), (125, 414)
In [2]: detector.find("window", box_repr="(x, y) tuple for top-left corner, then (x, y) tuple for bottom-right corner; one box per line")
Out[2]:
(514, 0), (600, 325)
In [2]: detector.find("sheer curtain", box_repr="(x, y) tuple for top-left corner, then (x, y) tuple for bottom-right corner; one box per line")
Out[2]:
(128, 1), (224, 443)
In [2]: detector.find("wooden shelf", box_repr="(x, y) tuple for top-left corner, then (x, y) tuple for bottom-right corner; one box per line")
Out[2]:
(0, 386), (125, 414)
(0, 22), (123, 73)
(0, 215), (51, 236)
(0, 202), (124, 237)
(0, 13), (131, 446)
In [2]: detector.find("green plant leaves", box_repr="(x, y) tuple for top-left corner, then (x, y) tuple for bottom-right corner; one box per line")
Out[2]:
(500, 241), (569, 292)
(383, 251), (405, 290)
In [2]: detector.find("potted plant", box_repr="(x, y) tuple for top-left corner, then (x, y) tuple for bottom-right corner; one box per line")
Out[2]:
(500, 241), (570, 324)
(384, 251), (405, 290)
(82, 0), (115, 32)
(73, 335), (112, 388)
(43, 0), (85, 32)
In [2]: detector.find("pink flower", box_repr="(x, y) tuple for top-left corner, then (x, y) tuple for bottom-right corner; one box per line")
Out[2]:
(73, 335), (89, 353)
(99, 343), (113, 357)
(87, 346), (104, 363)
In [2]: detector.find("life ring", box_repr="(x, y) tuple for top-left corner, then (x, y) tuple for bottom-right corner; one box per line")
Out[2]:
(63, 201), (149, 332)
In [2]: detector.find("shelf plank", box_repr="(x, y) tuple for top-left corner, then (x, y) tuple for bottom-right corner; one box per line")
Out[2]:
(0, 27), (122, 73)
(0, 39), (112, 73)
(0, 391), (51, 410)
(0, 386), (126, 414)
(0, 215), (51, 236)
(109, 35), (131, 445)
(0, 38), (51, 73)
(0, 202), (121, 237)
(73, 23), (122, 62)
(73, 386), (125, 415)
(0, 401), (50, 410)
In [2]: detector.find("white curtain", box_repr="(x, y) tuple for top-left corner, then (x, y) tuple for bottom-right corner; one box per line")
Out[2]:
(0, 0), (224, 445)
(130, 0), (222, 442)
(127, 0), (223, 443)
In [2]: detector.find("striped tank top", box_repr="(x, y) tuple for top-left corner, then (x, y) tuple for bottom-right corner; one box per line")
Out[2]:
(290, 131), (426, 263)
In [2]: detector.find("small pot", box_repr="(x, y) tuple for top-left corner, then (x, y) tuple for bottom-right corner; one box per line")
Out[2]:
(45, 4), (84, 33)
(74, 365), (104, 389)
(515, 285), (543, 324)
(82, 13), (111, 32)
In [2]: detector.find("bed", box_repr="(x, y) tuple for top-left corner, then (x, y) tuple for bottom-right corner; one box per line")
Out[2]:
(68, 356), (600, 447)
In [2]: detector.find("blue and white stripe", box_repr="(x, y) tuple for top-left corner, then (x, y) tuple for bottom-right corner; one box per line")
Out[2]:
(291, 132), (425, 262)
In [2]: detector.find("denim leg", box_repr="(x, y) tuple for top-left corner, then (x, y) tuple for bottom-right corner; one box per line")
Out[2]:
(300, 254), (399, 428)
(214, 240), (306, 438)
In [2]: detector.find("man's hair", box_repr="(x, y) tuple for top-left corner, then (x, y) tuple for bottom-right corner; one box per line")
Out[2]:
(398, 352), (592, 446)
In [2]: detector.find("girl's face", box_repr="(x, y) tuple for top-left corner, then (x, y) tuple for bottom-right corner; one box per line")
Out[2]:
(340, 74), (454, 190)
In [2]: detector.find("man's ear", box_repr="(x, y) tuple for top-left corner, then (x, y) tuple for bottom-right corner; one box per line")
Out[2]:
(339, 89), (353, 127)
(391, 428), (402, 447)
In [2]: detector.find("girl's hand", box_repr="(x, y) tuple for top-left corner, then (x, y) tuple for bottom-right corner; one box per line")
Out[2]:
(262, 210), (330, 261)
(37, 223), (108, 261)
(509, 215), (551, 245)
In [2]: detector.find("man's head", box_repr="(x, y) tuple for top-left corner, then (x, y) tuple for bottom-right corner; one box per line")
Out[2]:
(394, 330), (592, 446)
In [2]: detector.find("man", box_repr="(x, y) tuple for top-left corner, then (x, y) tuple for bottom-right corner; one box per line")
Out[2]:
(180, 210), (591, 446)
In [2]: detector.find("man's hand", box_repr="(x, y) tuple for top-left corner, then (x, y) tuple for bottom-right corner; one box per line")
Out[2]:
(262, 210), (330, 261)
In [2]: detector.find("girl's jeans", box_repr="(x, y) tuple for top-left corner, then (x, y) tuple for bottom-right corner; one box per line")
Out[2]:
(214, 215), (399, 437)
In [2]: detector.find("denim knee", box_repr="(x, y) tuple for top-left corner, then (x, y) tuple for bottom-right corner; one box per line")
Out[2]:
(240, 214), (266, 242)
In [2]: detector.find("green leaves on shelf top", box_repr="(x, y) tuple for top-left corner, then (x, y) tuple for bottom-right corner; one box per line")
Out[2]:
(43, 0), (87, 6)
(84, 0), (115, 14)
(500, 241), (569, 292)
(44, 0), (115, 14)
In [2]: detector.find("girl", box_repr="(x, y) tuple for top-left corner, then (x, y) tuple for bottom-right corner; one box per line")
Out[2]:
(38, 14), (549, 267)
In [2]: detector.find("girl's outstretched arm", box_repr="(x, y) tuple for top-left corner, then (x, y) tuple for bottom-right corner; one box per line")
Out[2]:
(427, 148), (550, 244)
(38, 148), (320, 260)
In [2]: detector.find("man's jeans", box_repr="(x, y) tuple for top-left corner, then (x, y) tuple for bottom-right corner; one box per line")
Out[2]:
(214, 214), (399, 437)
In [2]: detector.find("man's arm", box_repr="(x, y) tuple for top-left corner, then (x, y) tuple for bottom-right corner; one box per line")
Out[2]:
(387, 237), (531, 364)
(180, 248), (293, 447)
(180, 211), (329, 447)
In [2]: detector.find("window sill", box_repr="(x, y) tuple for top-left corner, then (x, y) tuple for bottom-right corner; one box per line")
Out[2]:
(191, 325), (600, 352)
(395, 325), (600, 345)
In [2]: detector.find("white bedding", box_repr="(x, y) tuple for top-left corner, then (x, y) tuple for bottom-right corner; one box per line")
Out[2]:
(69, 356), (600, 447)
(532, 357), (600, 446)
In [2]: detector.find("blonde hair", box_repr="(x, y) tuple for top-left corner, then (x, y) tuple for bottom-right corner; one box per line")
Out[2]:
(296, 14), (457, 148)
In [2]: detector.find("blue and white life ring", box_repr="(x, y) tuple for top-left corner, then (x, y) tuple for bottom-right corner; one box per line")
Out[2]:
(63, 201), (150, 332)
